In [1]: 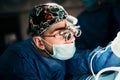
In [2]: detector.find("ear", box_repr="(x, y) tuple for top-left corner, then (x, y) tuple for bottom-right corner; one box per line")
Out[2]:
(33, 36), (45, 50)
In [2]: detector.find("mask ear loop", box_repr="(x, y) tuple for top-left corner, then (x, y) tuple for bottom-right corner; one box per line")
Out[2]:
(40, 38), (54, 56)
(90, 45), (111, 80)
(41, 38), (52, 46)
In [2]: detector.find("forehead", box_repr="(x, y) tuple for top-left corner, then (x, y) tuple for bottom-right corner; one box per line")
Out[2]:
(44, 20), (66, 34)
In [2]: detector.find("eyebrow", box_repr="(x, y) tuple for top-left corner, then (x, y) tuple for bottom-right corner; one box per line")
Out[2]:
(50, 27), (66, 34)
(54, 27), (66, 31)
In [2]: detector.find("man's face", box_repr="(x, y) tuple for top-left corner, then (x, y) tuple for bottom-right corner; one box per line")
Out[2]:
(42, 20), (75, 53)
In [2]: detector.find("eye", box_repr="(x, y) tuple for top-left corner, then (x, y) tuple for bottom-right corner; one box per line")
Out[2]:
(54, 33), (61, 38)
(60, 30), (68, 35)
(54, 30), (63, 39)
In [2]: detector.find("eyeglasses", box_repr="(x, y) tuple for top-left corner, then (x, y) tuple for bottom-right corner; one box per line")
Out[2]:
(42, 30), (74, 41)
(41, 25), (81, 40)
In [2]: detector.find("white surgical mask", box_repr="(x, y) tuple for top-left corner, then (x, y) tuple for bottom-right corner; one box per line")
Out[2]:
(42, 38), (76, 60)
(52, 42), (76, 60)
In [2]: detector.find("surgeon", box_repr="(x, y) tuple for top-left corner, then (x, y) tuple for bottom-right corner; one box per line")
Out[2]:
(0, 2), (120, 80)
(0, 2), (81, 80)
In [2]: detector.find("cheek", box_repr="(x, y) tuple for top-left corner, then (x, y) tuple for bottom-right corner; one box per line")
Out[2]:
(44, 38), (65, 53)
(45, 37), (65, 44)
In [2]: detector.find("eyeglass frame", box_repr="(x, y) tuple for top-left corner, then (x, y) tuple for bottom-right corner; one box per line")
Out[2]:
(40, 25), (81, 41)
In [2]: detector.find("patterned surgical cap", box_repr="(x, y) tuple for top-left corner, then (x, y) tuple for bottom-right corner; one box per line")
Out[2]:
(28, 3), (68, 36)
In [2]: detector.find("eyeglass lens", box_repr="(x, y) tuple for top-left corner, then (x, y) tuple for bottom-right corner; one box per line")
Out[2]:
(60, 30), (72, 41)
